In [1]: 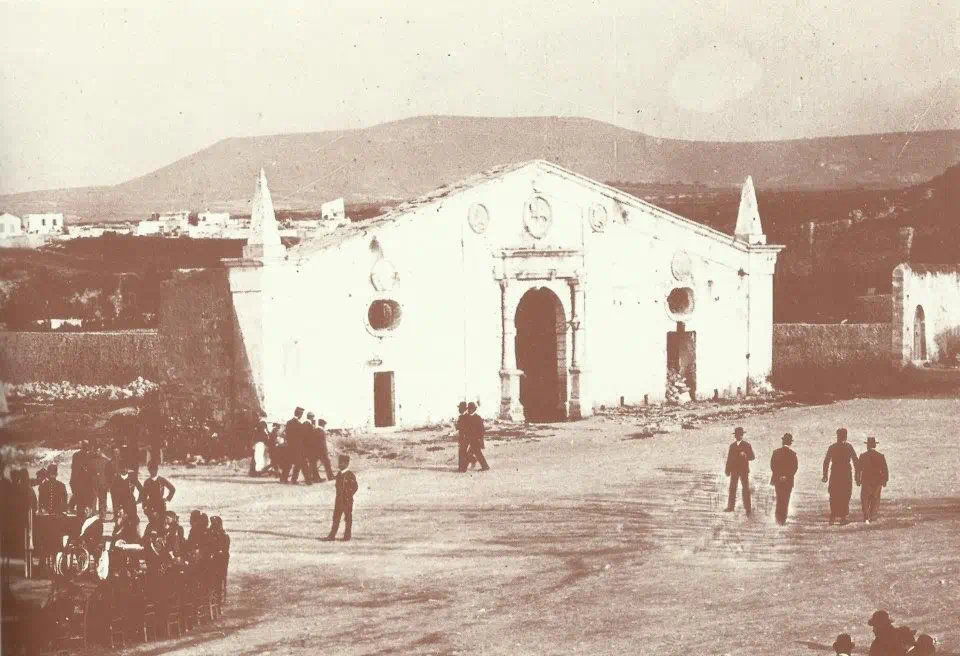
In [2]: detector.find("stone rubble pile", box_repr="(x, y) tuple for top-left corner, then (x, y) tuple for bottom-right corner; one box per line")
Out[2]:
(665, 370), (692, 404)
(7, 377), (159, 402)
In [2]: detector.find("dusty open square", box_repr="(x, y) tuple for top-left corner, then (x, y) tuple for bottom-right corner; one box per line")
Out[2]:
(11, 397), (960, 655)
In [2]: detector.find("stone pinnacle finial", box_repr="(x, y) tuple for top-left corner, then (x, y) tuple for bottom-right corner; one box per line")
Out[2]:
(735, 175), (766, 245)
(243, 168), (286, 260)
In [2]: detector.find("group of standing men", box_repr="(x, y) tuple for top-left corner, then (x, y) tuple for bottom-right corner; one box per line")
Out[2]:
(455, 402), (489, 473)
(725, 426), (890, 526)
(250, 407), (334, 484)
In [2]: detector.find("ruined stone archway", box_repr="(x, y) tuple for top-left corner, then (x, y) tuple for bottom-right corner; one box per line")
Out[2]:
(515, 287), (567, 422)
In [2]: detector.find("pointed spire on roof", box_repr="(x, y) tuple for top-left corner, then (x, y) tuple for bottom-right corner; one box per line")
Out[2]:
(735, 175), (766, 245)
(243, 168), (286, 260)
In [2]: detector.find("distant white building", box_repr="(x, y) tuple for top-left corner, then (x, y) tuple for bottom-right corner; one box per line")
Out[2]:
(50, 318), (83, 330)
(320, 198), (348, 231)
(187, 211), (234, 238)
(135, 220), (164, 236)
(0, 213), (22, 237)
(23, 213), (64, 235)
(198, 211), (231, 226)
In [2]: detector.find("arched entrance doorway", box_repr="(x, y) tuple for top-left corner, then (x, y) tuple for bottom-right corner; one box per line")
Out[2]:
(913, 305), (927, 360)
(515, 287), (567, 422)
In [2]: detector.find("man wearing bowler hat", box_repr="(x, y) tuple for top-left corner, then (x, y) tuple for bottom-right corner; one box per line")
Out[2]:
(769, 433), (798, 525)
(832, 633), (855, 656)
(822, 427), (859, 525)
(857, 436), (889, 524)
(867, 610), (900, 655)
(724, 427), (755, 515)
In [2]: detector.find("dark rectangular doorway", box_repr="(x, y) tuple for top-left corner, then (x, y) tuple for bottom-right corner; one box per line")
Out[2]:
(667, 328), (697, 399)
(374, 371), (396, 427)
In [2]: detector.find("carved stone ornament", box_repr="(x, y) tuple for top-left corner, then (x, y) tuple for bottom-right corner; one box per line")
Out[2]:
(370, 258), (399, 291)
(523, 195), (553, 239)
(588, 203), (609, 232)
(671, 250), (693, 281)
(467, 203), (490, 234)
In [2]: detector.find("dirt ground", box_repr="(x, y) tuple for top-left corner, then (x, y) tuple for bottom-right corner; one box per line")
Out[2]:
(7, 397), (960, 655)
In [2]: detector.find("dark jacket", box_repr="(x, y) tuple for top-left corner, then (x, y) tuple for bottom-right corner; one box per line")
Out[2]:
(466, 412), (485, 449)
(769, 446), (798, 485)
(725, 440), (755, 475)
(38, 478), (69, 514)
(823, 442), (859, 484)
(111, 474), (143, 515)
(858, 450), (889, 486)
(334, 470), (358, 505)
(284, 418), (304, 452)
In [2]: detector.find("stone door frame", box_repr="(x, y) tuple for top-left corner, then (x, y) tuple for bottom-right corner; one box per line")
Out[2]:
(493, 249), (586, 422)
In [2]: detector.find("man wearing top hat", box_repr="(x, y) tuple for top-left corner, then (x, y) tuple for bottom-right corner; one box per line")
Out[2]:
(724, 427), (755, 515)
(769, 433), (798, 525)
(857, 436), (889, 524)
(822, 428), (859, 525)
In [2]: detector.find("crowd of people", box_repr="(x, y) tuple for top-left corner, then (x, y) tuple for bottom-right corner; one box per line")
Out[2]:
(248, 406), (334, 484)
(724, 426), (891, 526)
(831, 610), (938, 655)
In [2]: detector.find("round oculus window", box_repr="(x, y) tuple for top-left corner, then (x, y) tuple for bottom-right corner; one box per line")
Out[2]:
(666, 287), (695, 319)
(367, 299), (402, 332)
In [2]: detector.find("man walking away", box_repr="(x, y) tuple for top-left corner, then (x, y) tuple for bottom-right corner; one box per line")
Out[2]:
(304, 412), (321, 483)
(857, 436), (889, 524)
(822, 428), (859, 525)
(455, 401), (469, 472)
(465, 402), (489, 472)
(724, 427), (755, 515)
(286, 407), (312, 484)
(323, 455), (358, 541)
(769, 433), (798, 525)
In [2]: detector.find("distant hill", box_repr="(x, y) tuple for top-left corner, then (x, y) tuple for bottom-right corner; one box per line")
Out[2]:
(1, 116), (959, 221)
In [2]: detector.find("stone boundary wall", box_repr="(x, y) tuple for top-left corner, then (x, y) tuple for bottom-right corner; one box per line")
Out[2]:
(772, 322), (893, 389)
(0, 330), (160, 384)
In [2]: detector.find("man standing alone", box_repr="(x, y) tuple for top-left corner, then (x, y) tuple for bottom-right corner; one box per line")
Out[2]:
(323, 455), (358, 541)
(857, 436), (889, 524)
(455, 401), (469, 473)
(724, 427), (755, 515)
(769, 433), (798, 525)
(822, 428), (859, 525)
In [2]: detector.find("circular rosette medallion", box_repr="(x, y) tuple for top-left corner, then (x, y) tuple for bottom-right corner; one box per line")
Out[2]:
(523, 195), (553, 239)
(588, 203), (609, 232)
(370, 258), (399, 291)
(467, 203), (490, 234)
(671, 250), (693, 282)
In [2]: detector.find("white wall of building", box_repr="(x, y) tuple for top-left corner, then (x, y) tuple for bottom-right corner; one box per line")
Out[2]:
(233, 162), (781, 430)
(22, 213), (64, 235)
(893, 264), (960, 364)
(0, 213), (22, 237)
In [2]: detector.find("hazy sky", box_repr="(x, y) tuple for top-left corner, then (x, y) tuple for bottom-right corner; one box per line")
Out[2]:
(1, 0), (957, 194)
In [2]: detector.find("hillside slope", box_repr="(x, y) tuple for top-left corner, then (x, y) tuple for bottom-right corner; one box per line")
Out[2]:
(2, 116), (958, 221)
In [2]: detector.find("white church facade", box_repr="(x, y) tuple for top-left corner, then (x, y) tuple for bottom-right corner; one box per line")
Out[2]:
(224, 161), (783, 430)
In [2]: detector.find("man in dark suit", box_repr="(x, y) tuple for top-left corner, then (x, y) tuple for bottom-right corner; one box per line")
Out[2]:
(724, 426), (755, 515)
(110, 468), (143, 525)
(464, 402), (489, 472)
(39, 464), (69, 514)
(769, 433), (798, 525)
(455, 401), (469, 472)
(286, 407), (313, 484)
(91, 443), (115, 520)
(323, 455), (358, 541)
(857, 436), (889, 524)
(822, 428), (859, 525)
(69, 440), (96, 516)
